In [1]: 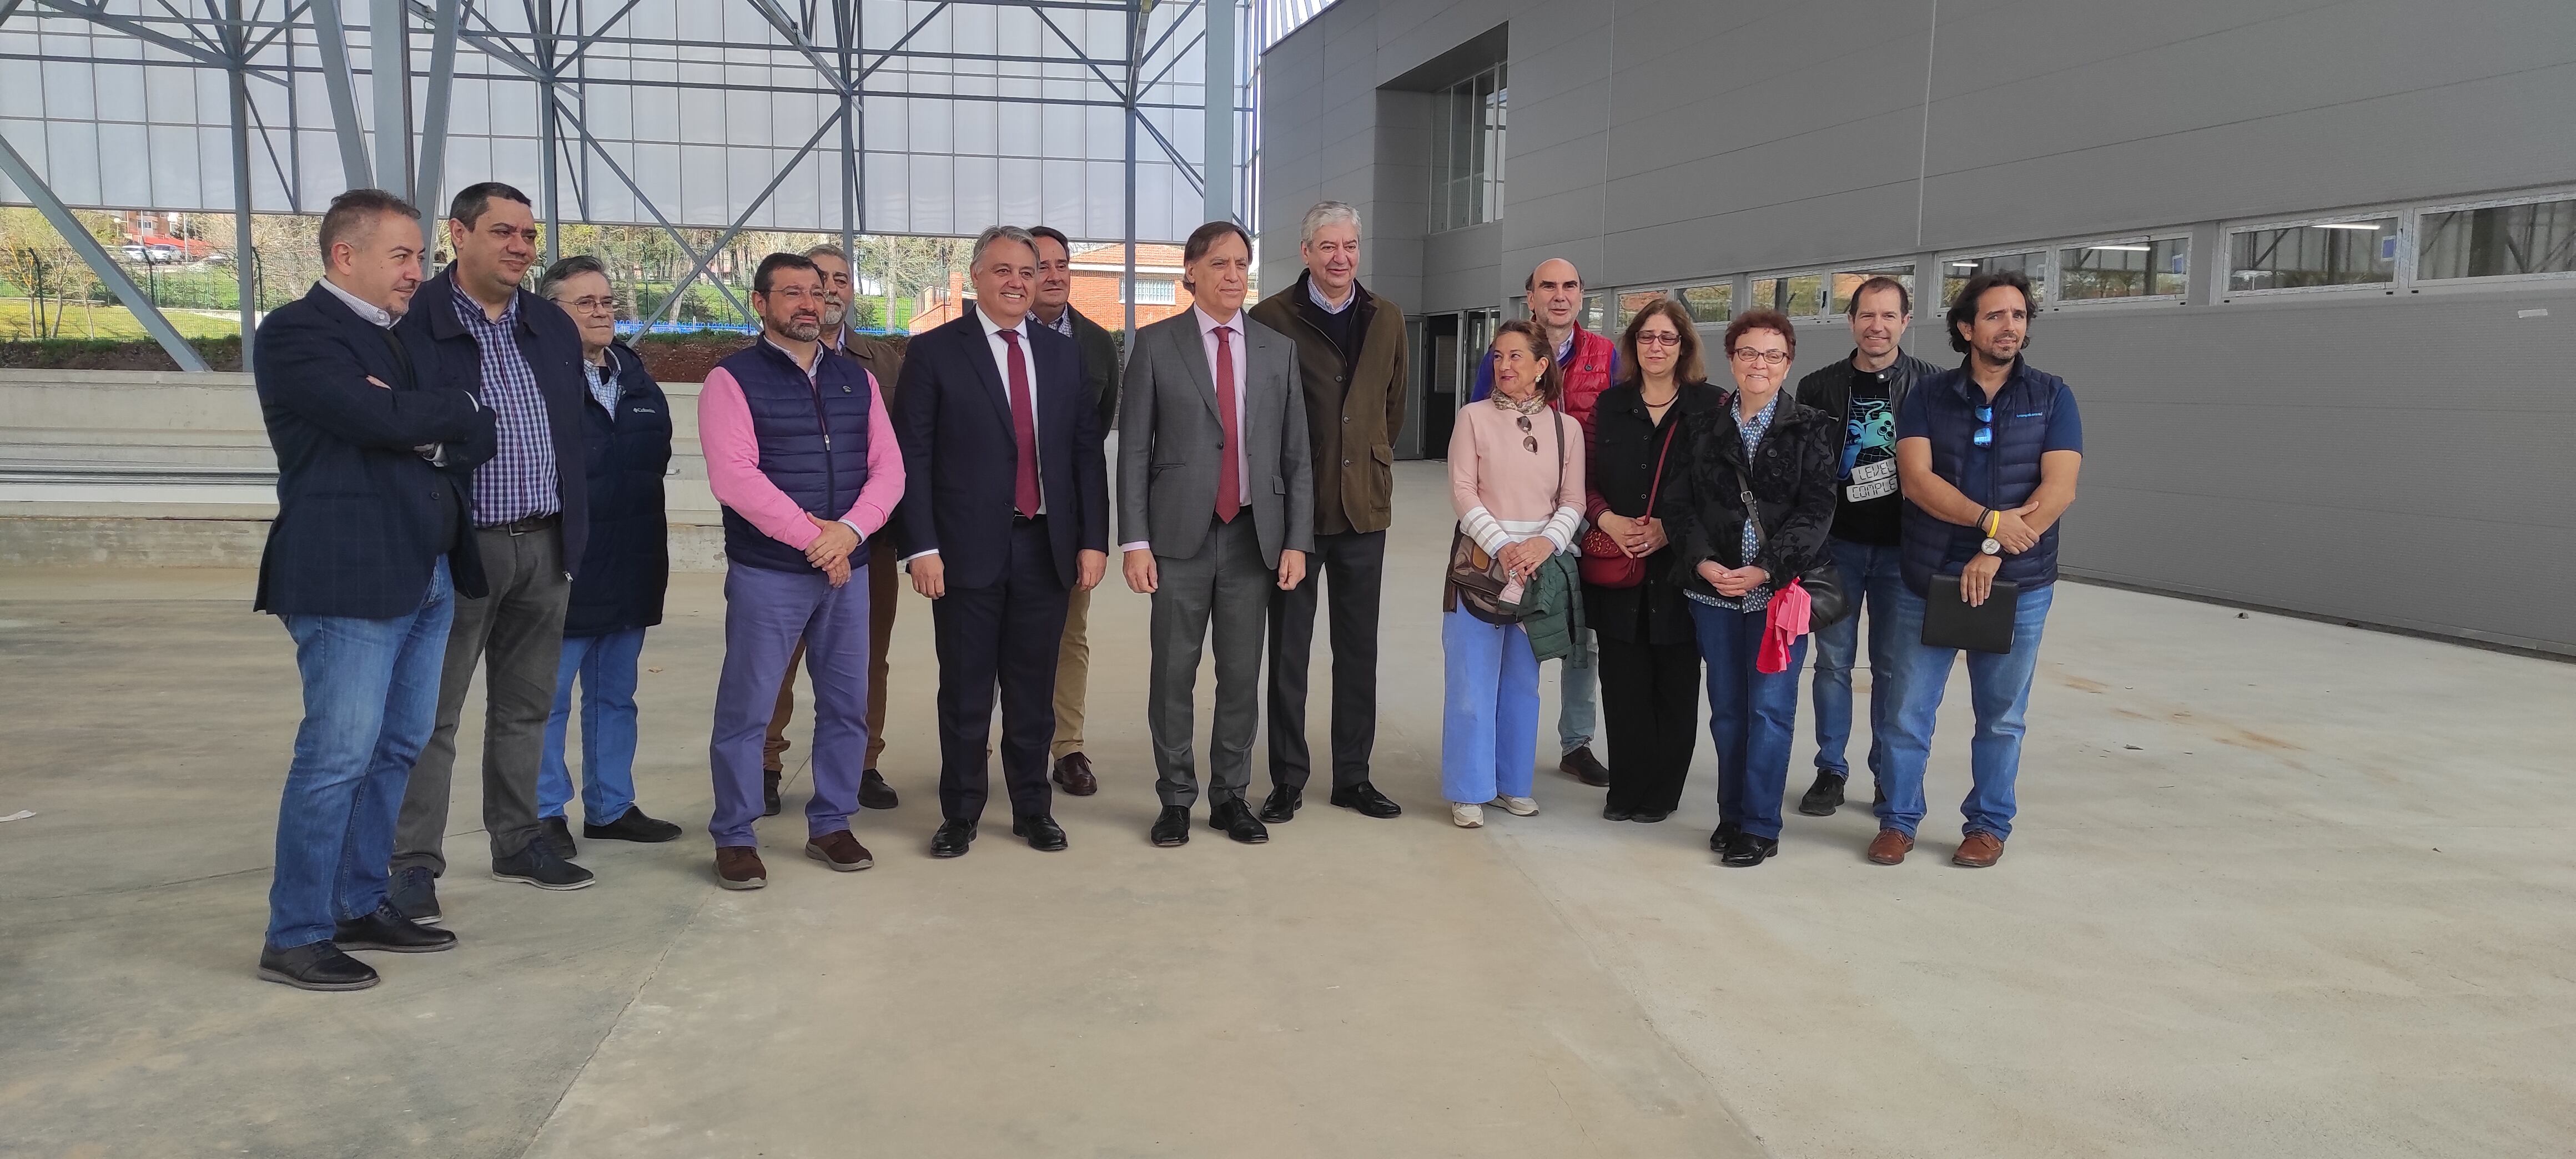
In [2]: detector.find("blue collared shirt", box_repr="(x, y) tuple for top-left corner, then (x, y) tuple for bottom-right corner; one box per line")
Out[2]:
(1688, 390), (1782, 612)
(453, 289), (561, 526)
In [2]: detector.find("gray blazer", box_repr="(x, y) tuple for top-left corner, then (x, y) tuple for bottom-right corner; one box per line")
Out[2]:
(1118, 309), (1315, 567)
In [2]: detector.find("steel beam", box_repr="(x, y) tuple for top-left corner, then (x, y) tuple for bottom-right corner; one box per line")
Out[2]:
(228, 0), (258, 371)
(1202, 0), (1232, 223)
(306, 0), (375, 189)
(412, 0), (458, 216)
(652, 105), (851, 325)
(535, 0), (559, 267)
(552, 102), (751, 323)
(31, 1), (230, 67)
(1122, 0), (1138, 344)
(0, 130), (210, 371)
(368, 0), (411, 196)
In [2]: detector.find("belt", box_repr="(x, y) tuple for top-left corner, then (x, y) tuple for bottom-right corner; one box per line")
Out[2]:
(1013, 512), (1046, 527)
(484, 513), (561, 536)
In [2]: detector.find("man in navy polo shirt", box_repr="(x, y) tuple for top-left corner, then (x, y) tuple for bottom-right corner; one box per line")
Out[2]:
(1872, 270), (2083, 869)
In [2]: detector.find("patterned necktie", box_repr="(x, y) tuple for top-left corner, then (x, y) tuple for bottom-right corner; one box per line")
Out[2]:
(998, 329), (1040, 516)
(1214, 324), (1240, 523)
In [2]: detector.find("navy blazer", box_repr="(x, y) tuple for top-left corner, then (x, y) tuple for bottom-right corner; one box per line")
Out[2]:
(561, 342), (672, 638)
(398, 266), (592, 576)
(890, 307), (1110, 589)
(253, 283), (498, 618)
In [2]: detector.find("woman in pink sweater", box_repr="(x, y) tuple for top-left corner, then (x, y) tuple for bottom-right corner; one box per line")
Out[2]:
(1442, 320), (1587, 828)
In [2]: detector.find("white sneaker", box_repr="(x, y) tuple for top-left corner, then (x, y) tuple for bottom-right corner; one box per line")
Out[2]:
(1495, 795), (1539, 817)
(1450, 802), (1485, 828)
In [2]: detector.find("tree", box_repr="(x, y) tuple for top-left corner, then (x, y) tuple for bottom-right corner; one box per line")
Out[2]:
(0, 206), (117, 339)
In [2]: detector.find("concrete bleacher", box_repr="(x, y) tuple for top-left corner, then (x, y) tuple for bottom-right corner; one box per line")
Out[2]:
(0, 369), (728, 570)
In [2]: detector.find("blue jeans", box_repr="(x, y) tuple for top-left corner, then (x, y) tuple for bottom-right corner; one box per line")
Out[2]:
(266, 559), (454, 950)
(1810, 540), (1906, 781)
(1441, 605), (1542, 804)
(1690, 600), (1807, 841)
(1875, 580), (2057, 841)
(1556, 624), (1597, 754)
(540, 627), (647, 823)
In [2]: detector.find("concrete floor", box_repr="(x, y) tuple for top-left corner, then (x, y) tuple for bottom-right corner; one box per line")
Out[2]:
(3, 463), (2573, 1158)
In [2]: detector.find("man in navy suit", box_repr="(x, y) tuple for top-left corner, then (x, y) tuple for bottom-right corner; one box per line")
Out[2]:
(894, 226), (1110, 858)
(251, 189), (495, 990)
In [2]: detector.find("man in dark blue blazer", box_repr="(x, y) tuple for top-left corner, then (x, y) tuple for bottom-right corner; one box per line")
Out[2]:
(894, 226), (1110, 858)
(390, 182), (598, 921)
(251, 189), (495, 991)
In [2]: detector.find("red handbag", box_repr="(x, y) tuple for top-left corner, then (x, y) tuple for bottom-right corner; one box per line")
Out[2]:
(1578, 417), (1680, 589)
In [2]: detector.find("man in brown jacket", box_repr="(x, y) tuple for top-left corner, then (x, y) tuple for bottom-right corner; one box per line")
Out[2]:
(760, 243), (904, 817)
(1246, 201), (1407, 823)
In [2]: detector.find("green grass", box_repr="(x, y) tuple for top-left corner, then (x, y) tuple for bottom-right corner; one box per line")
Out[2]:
(0, 298), (242, 341)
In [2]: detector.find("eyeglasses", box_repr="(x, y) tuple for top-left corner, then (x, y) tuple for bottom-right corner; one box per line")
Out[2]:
(1729, 348), (1789, 366)
(558, 295), (620, 314)
(1973, 405), (1994, 447)
(1635, 332), (1683, 347)
(1517, 414), (1539, 453)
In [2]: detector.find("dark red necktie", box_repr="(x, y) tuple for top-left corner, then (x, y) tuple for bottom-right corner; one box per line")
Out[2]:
(1214, 324), (1240, 523)
(999, 329), (1040, 516)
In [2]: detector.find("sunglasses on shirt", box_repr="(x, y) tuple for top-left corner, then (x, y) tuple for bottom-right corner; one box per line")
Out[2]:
(1974, 405), (1993, 447)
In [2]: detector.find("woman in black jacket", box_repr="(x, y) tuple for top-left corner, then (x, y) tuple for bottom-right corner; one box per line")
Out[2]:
(536, 257), (683, 854)
(1584, 299), (1720, 823)
(1663, 309), (1839, 866)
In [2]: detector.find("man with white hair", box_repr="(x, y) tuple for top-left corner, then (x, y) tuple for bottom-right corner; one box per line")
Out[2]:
(1245, 201), (1408, 822)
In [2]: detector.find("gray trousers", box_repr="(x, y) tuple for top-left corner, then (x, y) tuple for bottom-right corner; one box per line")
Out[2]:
(1148, 515), (1270, 809)
(394, 524), (571, 874)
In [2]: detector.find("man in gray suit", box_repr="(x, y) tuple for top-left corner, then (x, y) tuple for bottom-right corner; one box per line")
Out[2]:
(1119, 220), (1314, 847)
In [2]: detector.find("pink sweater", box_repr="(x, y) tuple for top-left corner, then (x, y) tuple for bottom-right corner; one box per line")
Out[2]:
(1448, 401), (1586, 554)
(698, 361), (906, 551)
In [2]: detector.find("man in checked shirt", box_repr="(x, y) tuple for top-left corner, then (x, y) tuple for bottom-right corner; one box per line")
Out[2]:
(389, 183), (598, 925)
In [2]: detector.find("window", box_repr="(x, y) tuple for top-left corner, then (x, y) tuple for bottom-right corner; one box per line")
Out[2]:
(1941, 251), (2047, 310)
(2417, 195), (2576, 282)
(1430, 64), (1507, 233)
(1122, 279), (1176, 305)
(2057, 238), (2187, 301)
(1616, 289), (1668, 330)
(2227, 218), (2397, 293)
(1678, 281), (1733, 324)
(1749, 272), (1825, 318)
(1581, 291), (1608, 332)
(1830, 266), (1915, 316)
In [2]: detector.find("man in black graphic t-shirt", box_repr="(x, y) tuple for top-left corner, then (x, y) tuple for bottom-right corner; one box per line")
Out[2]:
(1792, 276), (1939, 817)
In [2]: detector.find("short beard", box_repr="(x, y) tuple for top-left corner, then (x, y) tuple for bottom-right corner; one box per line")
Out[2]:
(779, 316), (822, 341)
(818, 303), (847, 330)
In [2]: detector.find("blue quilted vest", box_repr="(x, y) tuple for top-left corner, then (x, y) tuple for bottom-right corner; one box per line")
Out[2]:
(1899, 359), (2072, 595)
(714, 339), (873, 573)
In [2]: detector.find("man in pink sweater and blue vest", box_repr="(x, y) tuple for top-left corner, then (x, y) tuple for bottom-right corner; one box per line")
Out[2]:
(697, 253), (905, 890)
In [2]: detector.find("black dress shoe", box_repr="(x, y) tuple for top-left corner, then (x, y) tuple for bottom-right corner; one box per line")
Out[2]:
(540, 815), (578, 860)
(762, 770), (784, 817)
(1329, 781), (1403, 818)
(492, 841), (595, 890)
(585, 805), (684, 843)
(1797, 770), (1848, 817)
(930, 819), (978, 858)
(388, 865), (441, 926)
(1149, 805), (1191, 848)
(1209, 798), (1270, 845)
(256, 941), (379, 991)
(1558, 745), (1612, 787)
(1602, 804), (1635, 822)
(1259, 785), (1302, 823)
(1709, 820), (1742, 853)
(1629, 808), (1672, 824)
(1719, 832), (1780, 867)
(334, 903), (458, 953)
(859, 769), (899, 810)
(1011, 814), (1068, 851)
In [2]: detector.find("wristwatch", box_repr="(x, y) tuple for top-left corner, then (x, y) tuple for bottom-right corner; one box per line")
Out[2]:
(1979, 537), (2002, 556)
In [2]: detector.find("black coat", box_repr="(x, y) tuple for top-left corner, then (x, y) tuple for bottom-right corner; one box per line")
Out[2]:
(398, 266), (592, 576)
(1583, 380), (1722, 646)
(252, 283), (496, 618)
(561, 343), (672, 637)
(890, 311), (1110, 589)
(1659, 392), (1840, 598)
(1066, 306), (1122, 429)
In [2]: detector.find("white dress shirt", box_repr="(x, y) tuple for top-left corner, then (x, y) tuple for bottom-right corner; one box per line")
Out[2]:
(318, 276), (397, 328)
(908, 308), (1045, 566)
(1121, 304), (1253, 555)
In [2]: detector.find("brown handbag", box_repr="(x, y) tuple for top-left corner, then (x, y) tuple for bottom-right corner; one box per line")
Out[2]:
(1448, 408), (1566, 624)
(1579, 416), (1680, 589)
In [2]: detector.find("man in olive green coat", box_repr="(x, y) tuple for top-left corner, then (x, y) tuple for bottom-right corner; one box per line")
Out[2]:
(1027, 226), (1123, 798)
(1245, 201), (1407, 823)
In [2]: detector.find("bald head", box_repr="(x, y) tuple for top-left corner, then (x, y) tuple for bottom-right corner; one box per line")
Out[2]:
(1527, 258), (1584, 337)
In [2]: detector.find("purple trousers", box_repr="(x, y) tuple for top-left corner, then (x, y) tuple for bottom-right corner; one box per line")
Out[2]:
(710, 560), (872, 846)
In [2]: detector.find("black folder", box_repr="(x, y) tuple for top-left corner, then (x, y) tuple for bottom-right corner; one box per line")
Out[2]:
(1923, 576), (2020, 654)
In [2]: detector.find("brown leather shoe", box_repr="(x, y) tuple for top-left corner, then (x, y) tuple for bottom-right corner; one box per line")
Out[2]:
(1051, 752), (1099, 797)
(1866, 829), (1914, 865)
(715, 846), (767, 890)
(804, 829), (874, 871)
(1953, 832), (2005, 868)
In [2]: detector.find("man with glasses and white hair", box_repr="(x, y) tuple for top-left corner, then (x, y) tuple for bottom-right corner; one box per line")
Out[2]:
(1244, 201), (1408, 823)
(531, 255), (685, 856)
